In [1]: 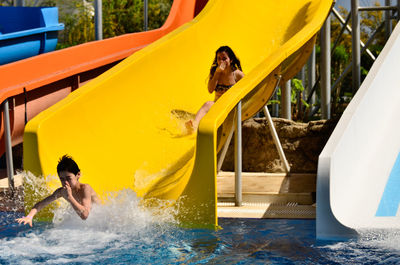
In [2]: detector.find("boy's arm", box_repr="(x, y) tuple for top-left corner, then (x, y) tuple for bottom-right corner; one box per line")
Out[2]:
(16, 188), (62, 227)
(65, 183), (92, 220)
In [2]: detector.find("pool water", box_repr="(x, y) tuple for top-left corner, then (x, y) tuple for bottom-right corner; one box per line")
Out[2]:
(1, 191), (400, 264)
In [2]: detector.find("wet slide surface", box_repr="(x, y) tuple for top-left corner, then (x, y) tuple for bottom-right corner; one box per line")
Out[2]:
(24, 0), (333, 226)
(317, 23), (400, 239)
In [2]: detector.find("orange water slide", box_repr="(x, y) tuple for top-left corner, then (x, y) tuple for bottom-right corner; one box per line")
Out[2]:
(0, 0), (207, 158)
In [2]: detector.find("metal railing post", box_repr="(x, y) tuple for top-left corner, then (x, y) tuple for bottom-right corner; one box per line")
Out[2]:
(398, 0), (400, 20)
(235, 101), (242, 206)
(358, 6), (397, 11)
(144, 0), (148, 31)
(307, 45), (316, 116)
(14, 0), (24, 6)
(321, 13), (331, 119)
(281, 80), (291, 119)
(3, 99), (14, 194)
(94, 0), (103, 40)
(272, 74), (282, 118)
(351, 0), (361, 93)
(385, 0), (393, 41)
(271, 92), (279, 117)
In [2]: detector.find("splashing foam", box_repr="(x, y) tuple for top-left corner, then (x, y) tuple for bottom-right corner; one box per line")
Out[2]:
(0, 172), (184, 264)
(52, 188), (180, 233)
(18, 171), (180, 227)
(318, 228), (400, 264)
(356, 228), (400, 251)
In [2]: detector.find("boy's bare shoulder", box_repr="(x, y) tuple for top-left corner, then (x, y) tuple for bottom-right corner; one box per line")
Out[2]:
(81, 183), (95, 192)
(81, 183), (100, 203)
(81, 183), (99, 197)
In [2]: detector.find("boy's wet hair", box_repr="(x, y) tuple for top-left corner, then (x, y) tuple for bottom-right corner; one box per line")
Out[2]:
(57, 155), (80, 175)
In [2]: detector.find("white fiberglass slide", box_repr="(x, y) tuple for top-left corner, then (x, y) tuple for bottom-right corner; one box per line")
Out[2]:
(317, 23), (400, 240)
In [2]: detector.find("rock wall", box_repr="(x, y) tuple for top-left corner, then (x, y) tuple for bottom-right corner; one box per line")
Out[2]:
(220, 118), (338, 173)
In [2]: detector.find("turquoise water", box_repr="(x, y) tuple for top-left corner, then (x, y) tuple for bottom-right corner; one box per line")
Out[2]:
(1, 191), (400, 265)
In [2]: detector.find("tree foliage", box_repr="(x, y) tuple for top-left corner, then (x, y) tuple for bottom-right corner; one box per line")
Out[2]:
(102, 0), (172, 38)
(267, 2), (397, 121)
(1, 0), (173, 48)
(61, 0), (172, 48)
(57, 0), (95, 48)
(0, 0), (14, 5)
(322, 1), (395, 119)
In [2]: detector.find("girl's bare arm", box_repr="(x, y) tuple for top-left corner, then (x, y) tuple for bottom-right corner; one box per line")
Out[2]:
(208, 62), (226, 93)
(208, 70), (222, 93)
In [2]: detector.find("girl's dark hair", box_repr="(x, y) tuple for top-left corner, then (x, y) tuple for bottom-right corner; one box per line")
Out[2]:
(57, 155), (80, 175)
(209, 46), (242, 79)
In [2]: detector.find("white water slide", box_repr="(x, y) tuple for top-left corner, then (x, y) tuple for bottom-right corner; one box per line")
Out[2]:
(317, 23), (400, 239)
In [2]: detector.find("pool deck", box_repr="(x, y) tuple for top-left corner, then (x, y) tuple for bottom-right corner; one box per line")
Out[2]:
(0, 172), (24, 212)
(0, 171), (316, 219)
(218, 203), (316, 219)
(217, 172), (316, 219)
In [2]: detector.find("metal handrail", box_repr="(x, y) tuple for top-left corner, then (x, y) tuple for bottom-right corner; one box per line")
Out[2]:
(358, 6), (398, 11)
(3, 99), (14, 195)
(235, 101), (242, 207)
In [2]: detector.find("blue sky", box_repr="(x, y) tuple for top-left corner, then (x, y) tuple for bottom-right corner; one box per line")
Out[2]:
(336, 0), (387, 10)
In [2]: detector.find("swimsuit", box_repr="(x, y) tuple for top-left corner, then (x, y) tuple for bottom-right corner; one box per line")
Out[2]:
(215, 83), (234, 93)
(214, 72), (237, 93)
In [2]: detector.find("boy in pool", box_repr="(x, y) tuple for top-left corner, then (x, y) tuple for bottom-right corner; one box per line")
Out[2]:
(16, 155), (100, 227)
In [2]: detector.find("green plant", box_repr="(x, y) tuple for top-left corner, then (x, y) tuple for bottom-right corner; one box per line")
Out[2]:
(56, 0), (173, 49)
(102, 0), (172, 38)
(0, 0), (14, 6)
(267, 78), (310, 121)
(57, 0), (95, 48)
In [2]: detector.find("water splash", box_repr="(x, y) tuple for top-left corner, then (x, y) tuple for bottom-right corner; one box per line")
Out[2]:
(51, 189), (180, 232)
(0, 176), (184, 264)
(2, 213), (400, 264)
(318, 228), (400, 264)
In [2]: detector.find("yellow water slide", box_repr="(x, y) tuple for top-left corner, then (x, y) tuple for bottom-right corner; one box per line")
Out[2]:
(23, 0), (333, 226)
